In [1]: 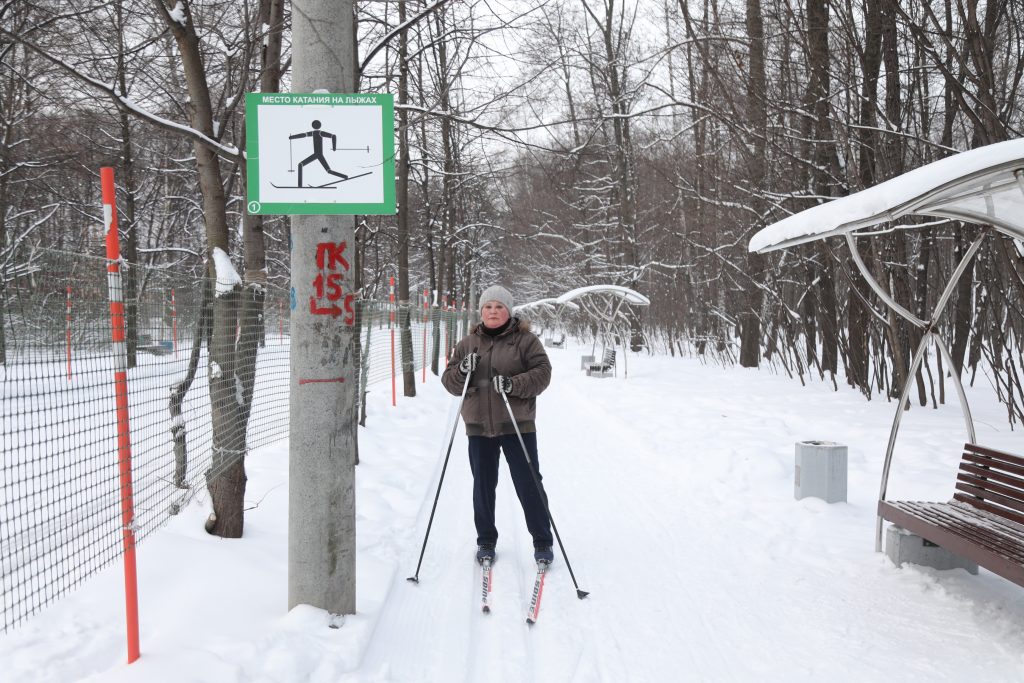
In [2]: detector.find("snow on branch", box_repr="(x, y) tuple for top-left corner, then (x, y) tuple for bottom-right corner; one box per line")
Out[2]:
(212, 248), (241, 297)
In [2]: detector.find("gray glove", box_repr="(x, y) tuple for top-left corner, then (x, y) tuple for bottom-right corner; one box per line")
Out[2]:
(492, 375), (513, 395)
(459, 352), (479, 376)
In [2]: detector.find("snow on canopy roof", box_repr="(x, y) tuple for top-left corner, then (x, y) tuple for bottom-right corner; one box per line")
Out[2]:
(553, 284), (650, 306)
(749, 138), (1024, 253)
(514, 297), (580, 312)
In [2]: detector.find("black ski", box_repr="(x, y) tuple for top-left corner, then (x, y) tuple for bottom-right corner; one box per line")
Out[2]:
(525, 562), (549, 625)
(270, 172), (372, 189)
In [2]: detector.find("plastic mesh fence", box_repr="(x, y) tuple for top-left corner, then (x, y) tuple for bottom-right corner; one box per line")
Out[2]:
(355, 300), (468, 394)
(0, 247), (469, 633)
(0, 248), (290, 632)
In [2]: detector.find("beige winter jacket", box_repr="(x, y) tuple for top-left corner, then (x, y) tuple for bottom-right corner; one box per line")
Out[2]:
(441, 318), (552, 437)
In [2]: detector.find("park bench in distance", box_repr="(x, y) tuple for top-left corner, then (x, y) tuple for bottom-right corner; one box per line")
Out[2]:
(586, 348), (616, 378)
(879, 443), (1024, 587)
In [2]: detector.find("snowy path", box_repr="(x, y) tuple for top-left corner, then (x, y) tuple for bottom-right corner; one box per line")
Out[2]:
(5, 344), (1024, 681)
(349, 347), (1024, 681)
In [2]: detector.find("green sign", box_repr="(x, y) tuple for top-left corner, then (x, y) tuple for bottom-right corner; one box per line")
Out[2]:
(245, 92), (395, 215)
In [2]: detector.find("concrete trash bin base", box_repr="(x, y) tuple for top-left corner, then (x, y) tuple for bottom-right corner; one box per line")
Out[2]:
(794, 440), (847, 503)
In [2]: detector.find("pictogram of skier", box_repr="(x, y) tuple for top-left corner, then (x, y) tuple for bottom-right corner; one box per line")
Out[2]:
(290, 120), (348, 187)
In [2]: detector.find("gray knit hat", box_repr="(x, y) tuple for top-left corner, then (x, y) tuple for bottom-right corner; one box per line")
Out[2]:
(478, 285), (514, 315)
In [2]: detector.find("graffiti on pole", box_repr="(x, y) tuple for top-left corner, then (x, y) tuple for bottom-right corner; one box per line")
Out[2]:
(309, 240), (355, 324)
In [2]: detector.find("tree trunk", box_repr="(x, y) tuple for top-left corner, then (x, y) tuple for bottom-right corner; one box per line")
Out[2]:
(739, 0), (766, 368)
(205, 273), (246, 537)
(807, 0), (839, 377)
(397, 0), (416, 397)
(158, 0), (245, 536)
(235, 0), (283, 437)
(115, 0), (139, 369)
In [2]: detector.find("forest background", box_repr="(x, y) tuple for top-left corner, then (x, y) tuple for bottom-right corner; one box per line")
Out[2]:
(2, 0), (1024, 430)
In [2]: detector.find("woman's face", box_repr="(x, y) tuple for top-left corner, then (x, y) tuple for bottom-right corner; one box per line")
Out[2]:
(481, 301), (511, 329)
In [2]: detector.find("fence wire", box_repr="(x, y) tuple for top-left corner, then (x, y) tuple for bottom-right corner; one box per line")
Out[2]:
(356, 301), (468, 396)
(1, 247), (465, 633)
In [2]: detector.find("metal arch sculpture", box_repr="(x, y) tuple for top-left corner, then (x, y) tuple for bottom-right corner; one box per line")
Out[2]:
(749, 138), (1024, 552)
(516, 285), (650, 378)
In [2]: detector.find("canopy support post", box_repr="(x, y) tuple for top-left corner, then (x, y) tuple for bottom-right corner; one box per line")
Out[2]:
(932, 334), (976, 445)
(876, 331), (932, 551)
(871, 229), (985, 551)
(928, 229), (987, 320)
(845, 233), (926, 328)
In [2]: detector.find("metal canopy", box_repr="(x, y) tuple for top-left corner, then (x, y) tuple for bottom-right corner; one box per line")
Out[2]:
(514, 297), (580, 313)
(516, 285), (649, 378)
(553, 284), (651, 307)
(749, 138), (1024, 253)
(747, 138), (1024, 553)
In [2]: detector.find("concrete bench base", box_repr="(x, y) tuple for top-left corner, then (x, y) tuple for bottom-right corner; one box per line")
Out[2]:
(885, 524), (978, 575)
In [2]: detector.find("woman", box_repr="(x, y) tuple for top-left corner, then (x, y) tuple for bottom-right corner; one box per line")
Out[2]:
(441, 285), (555, 566)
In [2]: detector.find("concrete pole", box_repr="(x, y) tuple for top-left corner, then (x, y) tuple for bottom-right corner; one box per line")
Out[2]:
(288, 0), (357, 617)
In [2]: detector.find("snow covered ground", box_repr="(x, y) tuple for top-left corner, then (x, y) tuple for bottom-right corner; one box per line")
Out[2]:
(4, 342), (1024, 682)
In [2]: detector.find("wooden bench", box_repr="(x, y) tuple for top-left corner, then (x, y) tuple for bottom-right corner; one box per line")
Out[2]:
(878, 443), (1024, 587)
(586, 349), (616, 378)
(544, 334), (565, 349)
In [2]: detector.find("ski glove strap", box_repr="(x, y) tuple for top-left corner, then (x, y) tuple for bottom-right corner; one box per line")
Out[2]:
(459, 352), (479, 375)
(492, 375), (513, 395)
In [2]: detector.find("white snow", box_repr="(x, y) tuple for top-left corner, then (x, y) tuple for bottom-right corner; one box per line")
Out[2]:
(211, 247), (241, 297)
(4, 344), (1024, 681)
(168, 2), (187, 28)
(750, 138), (1024, 253)
(554, 284), (651, 306)
(514, 297), (580, 313)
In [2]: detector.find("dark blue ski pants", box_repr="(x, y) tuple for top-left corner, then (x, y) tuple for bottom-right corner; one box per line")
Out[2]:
(468, 432), (553, 549)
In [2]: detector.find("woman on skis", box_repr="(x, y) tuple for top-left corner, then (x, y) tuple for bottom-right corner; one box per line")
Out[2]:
(441, 285), (555, 566)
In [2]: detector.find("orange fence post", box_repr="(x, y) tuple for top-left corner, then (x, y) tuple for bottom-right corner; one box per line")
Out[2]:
(442, 294), (448, 367)
(390, 276), (396, 407)
(66, 285), (72, 380)
(101, 167), (141, 664)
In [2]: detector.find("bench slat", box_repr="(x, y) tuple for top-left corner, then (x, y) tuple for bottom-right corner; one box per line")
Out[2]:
(889, 501), (1024, 561)
(961, 452), (1024, 480)
(953, 493), (1024, 528)
(958, 463), (1024, 493)
(954, 481), (1024, 517)
(954, 473), (1024, 509)
(879, 501), (1024, 587)
(966, 444), (1024, 469)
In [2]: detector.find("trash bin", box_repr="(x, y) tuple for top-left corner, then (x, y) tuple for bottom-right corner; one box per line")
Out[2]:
(794, 440), (847, 503)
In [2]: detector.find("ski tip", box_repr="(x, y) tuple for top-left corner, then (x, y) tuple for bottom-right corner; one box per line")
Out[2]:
(526, 618), (535, 626)
(482, 606), (491, 614)
(576, 590), (589, 600)
(406, 576), (419, 584)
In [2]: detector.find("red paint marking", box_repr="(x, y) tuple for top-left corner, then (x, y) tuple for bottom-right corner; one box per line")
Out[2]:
(298, 377), (346, 385)
(316, 241), (350, 271)
(530, 571), (546, 622)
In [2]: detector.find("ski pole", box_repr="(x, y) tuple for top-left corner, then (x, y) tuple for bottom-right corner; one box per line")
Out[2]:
(498, 384), (589, 599)
(407, 368), (473, 584)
